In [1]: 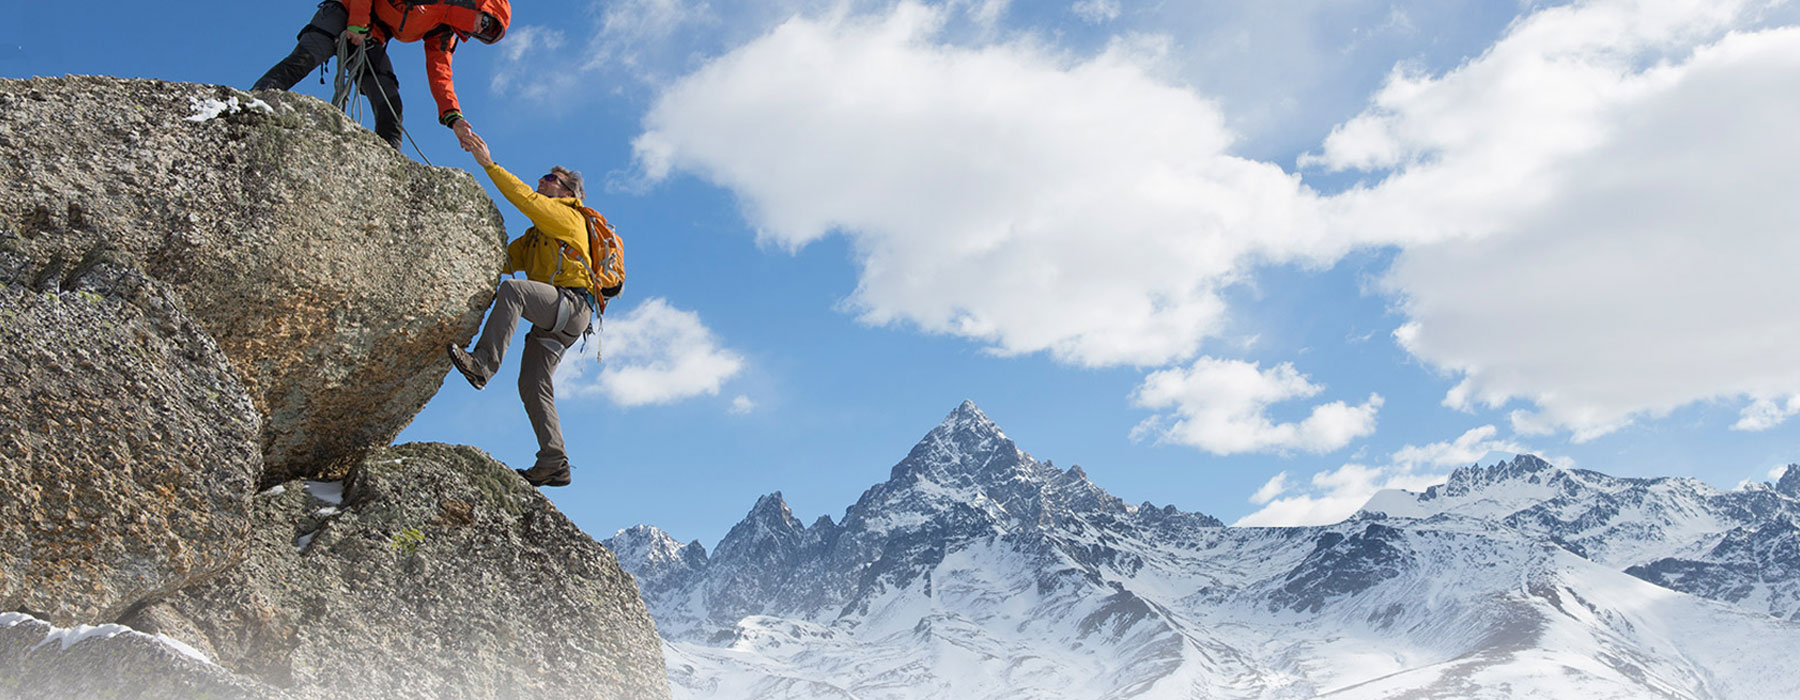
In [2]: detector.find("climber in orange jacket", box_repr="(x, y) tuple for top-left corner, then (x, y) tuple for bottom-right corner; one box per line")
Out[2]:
(252, 0), (510, 150)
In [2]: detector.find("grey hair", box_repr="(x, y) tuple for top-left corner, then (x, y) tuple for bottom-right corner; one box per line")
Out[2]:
(550, 165), (585, 201)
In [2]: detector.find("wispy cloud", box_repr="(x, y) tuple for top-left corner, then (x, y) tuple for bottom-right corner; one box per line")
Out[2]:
(1131, 357), (1381, 456)
(1234, 424), (1540, 527)
(1071, 0), (1120, 25)
(1249, 471), (1291, 505)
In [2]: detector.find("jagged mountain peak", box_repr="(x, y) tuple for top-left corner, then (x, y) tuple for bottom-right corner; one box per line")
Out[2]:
(890, 401), (1030, 482)
(1361, 454), (1576, 521)
(750, 491), (796, 520)
(948, 398), (993, 427)
(933, 400), (1006, 446)
(1777, 464), (1800, 498)
(710, 491), (812, 568)
(611, 524), (682, 549)
(618, 404), (1800, 699)
(1444, 453), (1557, 489)
(605, 525), (709, 585)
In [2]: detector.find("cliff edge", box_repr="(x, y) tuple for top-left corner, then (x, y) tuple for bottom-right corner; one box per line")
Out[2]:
(0, 76), (669, 700)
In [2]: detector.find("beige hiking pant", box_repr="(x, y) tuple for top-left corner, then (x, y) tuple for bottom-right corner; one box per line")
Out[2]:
(471, 279), (592, 472)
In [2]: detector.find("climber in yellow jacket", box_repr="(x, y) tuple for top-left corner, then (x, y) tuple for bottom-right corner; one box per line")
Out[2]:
(447, 128), (592, 488)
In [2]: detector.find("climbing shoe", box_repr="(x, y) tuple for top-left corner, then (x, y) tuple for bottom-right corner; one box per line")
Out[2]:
(446, 343), (488, 390)
(516, 464), (572, 488)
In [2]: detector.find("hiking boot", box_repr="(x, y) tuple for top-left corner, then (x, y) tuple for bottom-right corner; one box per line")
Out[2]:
(446, 343), (488, 390)
(516, 464), (572, 488)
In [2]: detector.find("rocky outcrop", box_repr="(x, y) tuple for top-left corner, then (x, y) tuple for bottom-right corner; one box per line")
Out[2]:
(0, 258), (261, 626)
(153, 443), (670, 700)
(0, 76), (670, 699)
(0, 75), (506, 483)
(0, 613), (289, 700)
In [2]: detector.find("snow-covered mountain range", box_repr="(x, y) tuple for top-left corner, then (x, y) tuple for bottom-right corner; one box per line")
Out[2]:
(608, 401), (1800, 699)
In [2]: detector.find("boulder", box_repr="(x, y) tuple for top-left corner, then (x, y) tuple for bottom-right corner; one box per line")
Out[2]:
(0, 76), (670, 699)
(0, 612), (291, 700)
(0, 75), (506, 483)
(159, 443), (671, 700)
(0, 253), (261, 626)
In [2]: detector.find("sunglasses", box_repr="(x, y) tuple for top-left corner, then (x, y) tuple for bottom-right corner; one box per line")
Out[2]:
(472, 12), (505, 44)
(540, 173), (565, 188)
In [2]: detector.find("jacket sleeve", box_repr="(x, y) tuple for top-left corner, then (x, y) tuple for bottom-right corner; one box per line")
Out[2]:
(344, 0), (373, 31)
(482, 164), (587, 245)
(425, 34), (462, 123)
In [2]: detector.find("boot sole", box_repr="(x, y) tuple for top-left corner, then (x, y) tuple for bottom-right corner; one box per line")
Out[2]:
(515, 468), (572, 488)
(446, 343), (488, 390)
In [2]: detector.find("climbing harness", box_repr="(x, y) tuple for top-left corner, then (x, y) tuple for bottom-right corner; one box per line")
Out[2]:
(330, 35), (434, 165)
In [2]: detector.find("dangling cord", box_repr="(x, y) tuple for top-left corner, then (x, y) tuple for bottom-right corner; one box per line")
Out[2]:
(332, 35), (433, 166)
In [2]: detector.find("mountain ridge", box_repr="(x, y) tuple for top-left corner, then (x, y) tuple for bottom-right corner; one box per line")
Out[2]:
(614, 401), (1800, 699)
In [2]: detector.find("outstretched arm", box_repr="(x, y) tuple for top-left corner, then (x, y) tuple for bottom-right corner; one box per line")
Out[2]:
(462, 130), (585, 236)
(424, 37), (478, 149)
(465, 130), (495, 168)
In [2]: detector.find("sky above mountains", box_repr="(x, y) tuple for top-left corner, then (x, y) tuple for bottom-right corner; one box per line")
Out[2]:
(11, 0), (1800, 548)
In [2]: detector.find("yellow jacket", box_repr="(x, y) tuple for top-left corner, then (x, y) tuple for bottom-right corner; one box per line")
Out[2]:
(484, 163), (591, 289)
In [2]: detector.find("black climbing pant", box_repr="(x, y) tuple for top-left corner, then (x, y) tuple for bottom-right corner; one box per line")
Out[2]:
(252, 1), (403, 150)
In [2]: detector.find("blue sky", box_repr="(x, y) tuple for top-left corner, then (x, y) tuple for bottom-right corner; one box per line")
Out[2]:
(12, 0), (1800, 548)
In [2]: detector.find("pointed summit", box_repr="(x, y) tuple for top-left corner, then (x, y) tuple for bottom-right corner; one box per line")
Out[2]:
(1442, 454), (1558, 496)
(887, 401), (1022, 484)
(605, 525), (708, 576)
(1777, 465), (1800, 498)
(712, 492), (807, 567)
(750, 491), (794, 519)
(942, 399), (1002, 436)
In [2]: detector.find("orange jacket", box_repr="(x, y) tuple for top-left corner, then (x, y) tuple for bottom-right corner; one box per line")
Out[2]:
(343, 0), (509, 124)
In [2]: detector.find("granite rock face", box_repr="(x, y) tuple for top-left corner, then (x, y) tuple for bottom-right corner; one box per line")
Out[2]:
(0, 613), (290, 700)
(0, 75), (506, 483)
(0, 257), (261, 626)
(158, 443), (671, 700)
(0, 76), (669, 699)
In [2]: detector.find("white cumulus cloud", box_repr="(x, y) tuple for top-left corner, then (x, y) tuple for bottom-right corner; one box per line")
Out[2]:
(621, 0), (1800, 449)
(555, 298), (745, 407)
(1235, 462), (1444, 528)
(1317, 0), (1800, 440)
(1234, 424), (1542, 526)
(1736, 396), (1800, 432)
(634, 2), (1332, 369)
(1131, 358), (1382, 455)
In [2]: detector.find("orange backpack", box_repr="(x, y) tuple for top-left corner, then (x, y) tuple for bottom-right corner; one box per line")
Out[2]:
(560, 205), (625, 313)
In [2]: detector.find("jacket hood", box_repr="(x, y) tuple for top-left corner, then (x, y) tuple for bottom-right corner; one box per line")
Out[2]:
(479, 0), (511, 38)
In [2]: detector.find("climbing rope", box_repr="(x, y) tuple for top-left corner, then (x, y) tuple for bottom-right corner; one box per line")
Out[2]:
(331, 36), (434, 166)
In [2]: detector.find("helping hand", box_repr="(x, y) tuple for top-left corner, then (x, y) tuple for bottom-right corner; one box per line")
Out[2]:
(453, 119), (479, 149)
(461, 127), (494, 168)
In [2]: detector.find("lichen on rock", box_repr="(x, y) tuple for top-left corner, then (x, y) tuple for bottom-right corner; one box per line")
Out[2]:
(0, 258), (260, 627)
(0, 76), (670, 699)
(160, 444), (671, 700)
(0, 75), (507, 485)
